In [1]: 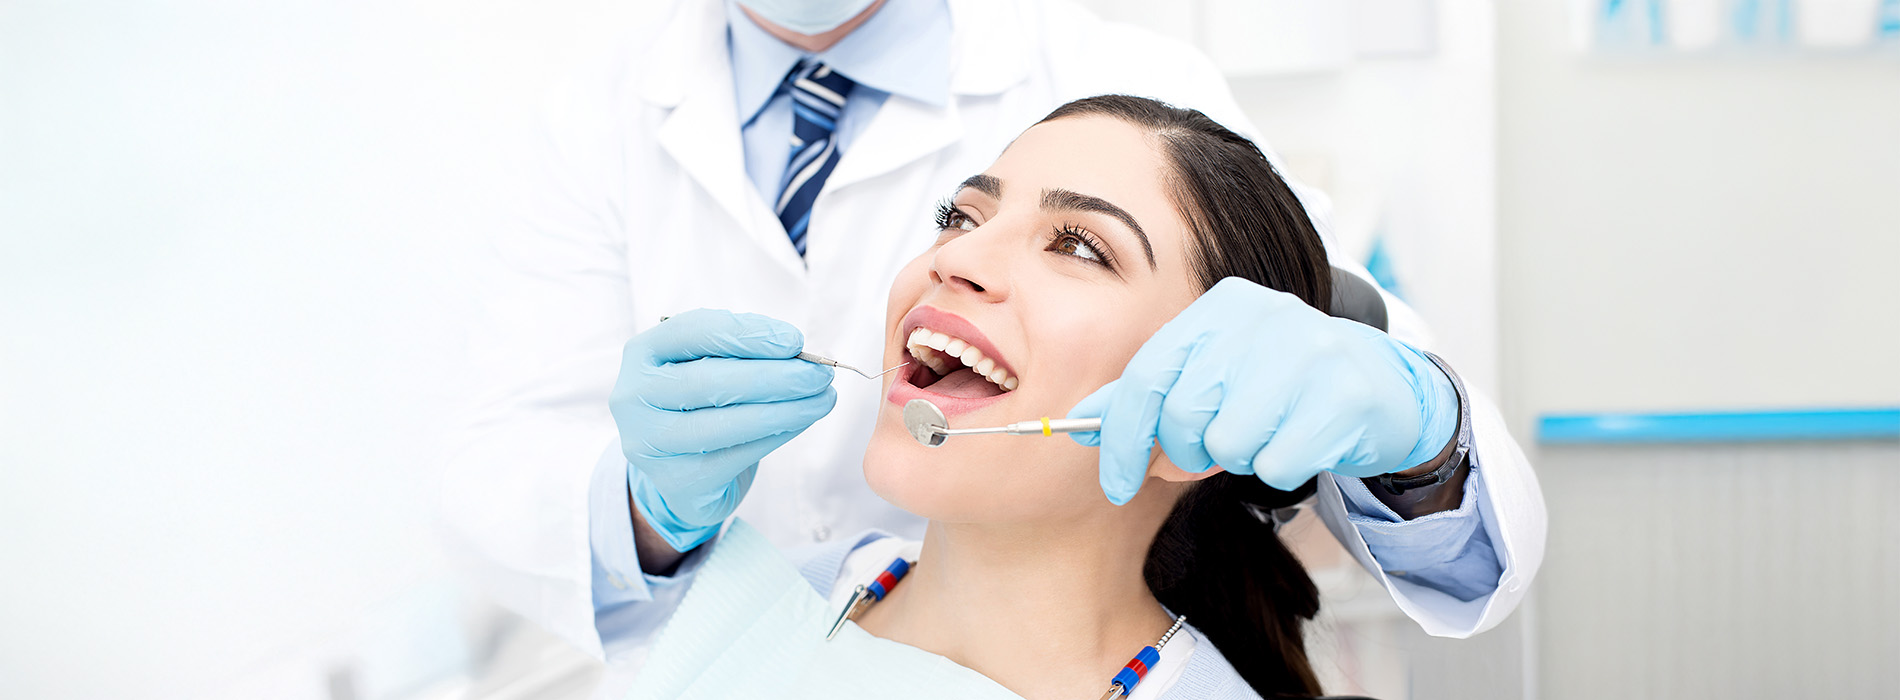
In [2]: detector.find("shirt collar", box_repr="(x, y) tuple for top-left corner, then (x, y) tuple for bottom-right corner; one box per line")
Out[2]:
(727, 0), (951, 126)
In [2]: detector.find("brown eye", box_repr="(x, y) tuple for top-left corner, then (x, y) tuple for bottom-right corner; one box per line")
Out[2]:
(1048, 227), (1106, 265)
(934, 201), (978, 232)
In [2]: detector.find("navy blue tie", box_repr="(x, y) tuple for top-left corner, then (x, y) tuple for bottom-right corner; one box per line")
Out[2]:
(775, 60), (855, 257)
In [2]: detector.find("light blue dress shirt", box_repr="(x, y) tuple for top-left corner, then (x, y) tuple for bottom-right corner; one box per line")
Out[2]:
(726, 0), (951, 207)
(587, 0), (1500, 651)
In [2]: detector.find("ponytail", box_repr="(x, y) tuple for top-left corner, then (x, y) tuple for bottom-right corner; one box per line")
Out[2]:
(1144, 474), (1322, 698)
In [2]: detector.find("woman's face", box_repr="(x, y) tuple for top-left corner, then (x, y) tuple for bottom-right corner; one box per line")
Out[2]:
(864, 115), (1207, 524)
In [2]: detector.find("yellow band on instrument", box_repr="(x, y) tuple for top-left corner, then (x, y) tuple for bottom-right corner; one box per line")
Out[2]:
(1042, 417), (1052, 436)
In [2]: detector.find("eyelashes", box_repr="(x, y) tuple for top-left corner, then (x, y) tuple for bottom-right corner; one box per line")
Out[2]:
(930, 200), (1117, 273)
(1046, 225), (1116, 271)
(934, 199), (974, 232)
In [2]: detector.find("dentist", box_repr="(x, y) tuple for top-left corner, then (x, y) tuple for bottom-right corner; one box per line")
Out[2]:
(441, 0), (1546, 678)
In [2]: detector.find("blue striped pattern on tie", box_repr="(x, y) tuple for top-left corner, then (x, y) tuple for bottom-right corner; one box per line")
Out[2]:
(775, 60), (855, 257)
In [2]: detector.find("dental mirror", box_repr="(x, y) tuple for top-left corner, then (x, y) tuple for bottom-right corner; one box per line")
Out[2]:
(902, 399), (1103, 448)
(904, 399), (951, 447)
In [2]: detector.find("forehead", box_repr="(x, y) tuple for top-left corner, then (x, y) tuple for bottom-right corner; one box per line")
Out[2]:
(983, 116), (1193, 272)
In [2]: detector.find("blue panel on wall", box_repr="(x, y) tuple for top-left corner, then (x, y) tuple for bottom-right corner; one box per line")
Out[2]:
(1539, 408), (1900, 444)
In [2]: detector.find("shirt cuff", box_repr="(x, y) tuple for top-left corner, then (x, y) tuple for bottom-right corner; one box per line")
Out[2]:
(1337, 464), (1501, 600)
(588, 445), (717, 601)
(589, 447), (655, 610)
(590, 447), (725, 660)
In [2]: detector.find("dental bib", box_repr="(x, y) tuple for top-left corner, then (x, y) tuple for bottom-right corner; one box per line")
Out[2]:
(628, 519), (1025, 700)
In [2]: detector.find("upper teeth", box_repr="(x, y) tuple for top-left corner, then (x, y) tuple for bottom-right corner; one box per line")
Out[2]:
(906, 327), (1019, 392)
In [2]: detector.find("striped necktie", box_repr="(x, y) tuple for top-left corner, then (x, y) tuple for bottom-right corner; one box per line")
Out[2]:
(774, 60), (855, 257)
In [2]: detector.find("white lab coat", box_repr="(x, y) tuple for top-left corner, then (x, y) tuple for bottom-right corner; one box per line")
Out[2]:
(439, 0), (1545, 662)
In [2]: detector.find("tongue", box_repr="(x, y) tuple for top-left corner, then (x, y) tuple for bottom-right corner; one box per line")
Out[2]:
(929, 367), (1006, 399)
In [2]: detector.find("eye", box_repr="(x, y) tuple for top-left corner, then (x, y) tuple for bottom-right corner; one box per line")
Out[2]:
(1047, 225), (1115, 269)
(934, 200), (978, 232)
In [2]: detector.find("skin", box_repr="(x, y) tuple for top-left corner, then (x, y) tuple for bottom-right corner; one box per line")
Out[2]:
(855, 116), (1226, 700)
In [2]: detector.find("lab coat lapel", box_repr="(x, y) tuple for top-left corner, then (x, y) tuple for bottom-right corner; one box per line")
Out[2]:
(823, 98), (961, 192)
(647, 0), (802, 271)
(656, 87), (761, 242)
(823, 0), (1030, 191)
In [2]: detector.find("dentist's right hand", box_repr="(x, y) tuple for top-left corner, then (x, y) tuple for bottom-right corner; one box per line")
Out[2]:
(610, 309), (837, 553)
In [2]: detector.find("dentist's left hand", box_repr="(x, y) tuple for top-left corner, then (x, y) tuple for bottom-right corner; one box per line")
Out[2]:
(1069, 277), (1458, 505)
(611, 309), (837, 553)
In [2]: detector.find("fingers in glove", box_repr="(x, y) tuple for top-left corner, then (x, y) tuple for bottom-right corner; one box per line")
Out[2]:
(638, 356), (834, 411)
(642, 309), (805, 363)
(1152, 370), (1222, 474)
(1064, 383), (1114, 447)
(1096, 343), (1194, 505)
(638, 387), (838, 458)
(1246, 408), (1360, 492)
(1200, 397), (1285, 477)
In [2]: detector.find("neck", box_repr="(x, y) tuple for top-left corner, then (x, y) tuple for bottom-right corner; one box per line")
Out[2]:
(742, 0), (888, 54)
(857, 496), (1183, 700)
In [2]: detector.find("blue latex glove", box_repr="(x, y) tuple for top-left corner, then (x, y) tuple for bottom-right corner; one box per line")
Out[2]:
(610, 309), (837, 551)
(1069, 277), (1458, 504)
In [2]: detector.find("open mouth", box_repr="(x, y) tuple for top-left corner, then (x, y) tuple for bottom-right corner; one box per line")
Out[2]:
(905, 327), (1018, 397)
(887, 307), (1018, 417)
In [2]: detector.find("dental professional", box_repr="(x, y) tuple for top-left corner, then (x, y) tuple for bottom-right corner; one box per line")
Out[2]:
(440, 0), (1546, 682)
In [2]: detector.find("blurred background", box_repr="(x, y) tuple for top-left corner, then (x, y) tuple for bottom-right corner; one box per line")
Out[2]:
(2, 0), (1895, 698)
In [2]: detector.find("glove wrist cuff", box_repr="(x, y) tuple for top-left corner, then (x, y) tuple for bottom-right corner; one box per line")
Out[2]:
(1383, 350), (1472, 495)
(629, 467), (724, 553)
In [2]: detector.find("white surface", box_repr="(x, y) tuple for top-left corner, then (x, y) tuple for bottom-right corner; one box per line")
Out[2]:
(0, 1), (651, 697)
(1499, 0), (1900, 423)
(1351, 0), (1439, 57)
(1203, 0), (1353, 75)
(1664, 0), (1723, 50)
(1797, 0), (1883, 47)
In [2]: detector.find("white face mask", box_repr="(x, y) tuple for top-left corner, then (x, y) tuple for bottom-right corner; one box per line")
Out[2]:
(737, 0), (880, 35)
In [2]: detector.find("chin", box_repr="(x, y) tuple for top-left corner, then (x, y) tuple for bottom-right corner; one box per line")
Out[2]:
(862, 417), (984, 522)
(862, 410), (1105, 525)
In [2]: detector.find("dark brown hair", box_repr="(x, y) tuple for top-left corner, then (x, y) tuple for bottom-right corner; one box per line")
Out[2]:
(1039, 95), (1331, 698)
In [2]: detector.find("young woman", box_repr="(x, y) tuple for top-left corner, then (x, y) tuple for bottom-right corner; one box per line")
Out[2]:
(633, 95), (1353, 700)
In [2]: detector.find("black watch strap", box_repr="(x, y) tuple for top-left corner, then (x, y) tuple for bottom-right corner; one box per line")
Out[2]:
(1376, 351), (1471, 496)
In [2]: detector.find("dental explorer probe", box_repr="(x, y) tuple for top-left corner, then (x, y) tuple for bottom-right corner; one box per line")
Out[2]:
(795, 353), (911, 380)
(655, 316), (909, 379)
(903, 399), (1102, 448)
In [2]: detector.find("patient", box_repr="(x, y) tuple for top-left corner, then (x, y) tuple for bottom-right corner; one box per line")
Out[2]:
(638, 95), (1339, 699)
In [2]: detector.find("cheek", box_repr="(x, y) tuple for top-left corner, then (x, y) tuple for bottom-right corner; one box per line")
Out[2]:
(1025, 296), (1173, 405)
(885, 253), (931, 324)
(863, 433), (1107, 523)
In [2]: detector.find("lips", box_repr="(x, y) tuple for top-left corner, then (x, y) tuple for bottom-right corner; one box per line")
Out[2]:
(887, 306), (1018, 418)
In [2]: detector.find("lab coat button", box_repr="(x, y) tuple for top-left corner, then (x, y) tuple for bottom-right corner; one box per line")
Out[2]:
(811, 526), (831, 542)
(1385, 570), (1408, 577)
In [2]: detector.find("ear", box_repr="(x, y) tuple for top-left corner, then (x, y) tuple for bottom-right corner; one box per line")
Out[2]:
(1150, 446), (1225, 483)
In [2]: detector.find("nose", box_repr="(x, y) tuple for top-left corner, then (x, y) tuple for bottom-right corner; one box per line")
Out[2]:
(928, 225), (1011, 303)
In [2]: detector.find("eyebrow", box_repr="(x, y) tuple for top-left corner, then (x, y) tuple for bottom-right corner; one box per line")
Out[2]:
(957, 174), (1002, 199)
(954, 174), (1158, 271)
(1041, 188), (1157, 270)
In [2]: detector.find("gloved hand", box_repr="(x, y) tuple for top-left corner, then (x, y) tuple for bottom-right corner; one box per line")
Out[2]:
(611, 309), (837, 551)
(1069, 277), (1457, 504)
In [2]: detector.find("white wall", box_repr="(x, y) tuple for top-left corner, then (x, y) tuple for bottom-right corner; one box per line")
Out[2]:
(0, 2), (646, 697)
(1498, 2), (1900, 425)
(1497, 2), (1900, 697)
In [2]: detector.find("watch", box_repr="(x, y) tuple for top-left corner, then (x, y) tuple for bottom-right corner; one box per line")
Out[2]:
(1376, 350), (1471, 496)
